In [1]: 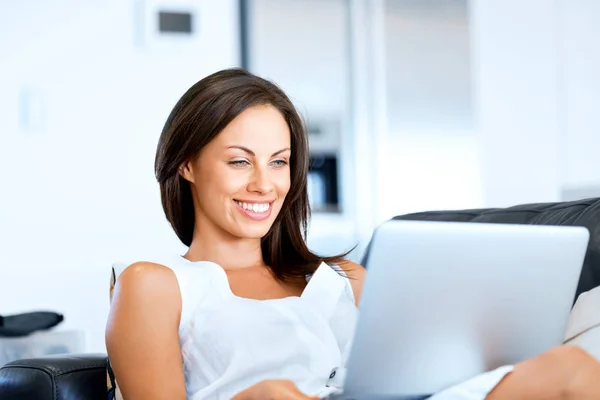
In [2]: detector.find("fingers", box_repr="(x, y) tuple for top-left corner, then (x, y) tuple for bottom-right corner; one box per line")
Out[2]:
(288, 393), (316, 400)
(236, 379), (321, 400)
(287, 382), (320, 400)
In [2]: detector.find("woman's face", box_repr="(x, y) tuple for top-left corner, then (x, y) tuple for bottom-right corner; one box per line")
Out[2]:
(182, 104), (292, 240)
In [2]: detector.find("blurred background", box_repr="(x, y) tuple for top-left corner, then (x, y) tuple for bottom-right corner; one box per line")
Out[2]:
(1, 0), (600, 355)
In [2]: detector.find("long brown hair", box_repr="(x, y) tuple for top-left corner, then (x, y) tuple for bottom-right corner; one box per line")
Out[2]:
(154, 68), (350, 281)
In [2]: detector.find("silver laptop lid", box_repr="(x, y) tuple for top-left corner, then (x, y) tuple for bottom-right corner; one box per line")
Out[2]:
(343, 220), (589, 397)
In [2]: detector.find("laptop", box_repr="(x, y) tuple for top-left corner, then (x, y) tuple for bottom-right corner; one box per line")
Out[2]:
(328, 220), (589, 399)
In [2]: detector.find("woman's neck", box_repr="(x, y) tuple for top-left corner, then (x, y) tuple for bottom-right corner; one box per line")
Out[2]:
(184, 230), (265, 270)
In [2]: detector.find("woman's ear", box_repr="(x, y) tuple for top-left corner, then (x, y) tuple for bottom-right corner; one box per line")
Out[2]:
(179, 162), (195, 184)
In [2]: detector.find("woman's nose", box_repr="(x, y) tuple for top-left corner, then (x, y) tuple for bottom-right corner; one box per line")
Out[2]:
(247, 167), (274, 194)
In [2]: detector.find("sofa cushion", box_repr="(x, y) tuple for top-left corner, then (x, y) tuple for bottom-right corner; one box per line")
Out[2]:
(0, 354), (106, 400)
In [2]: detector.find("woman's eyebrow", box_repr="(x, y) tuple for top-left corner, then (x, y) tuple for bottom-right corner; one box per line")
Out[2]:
(226, 145), (291, 157)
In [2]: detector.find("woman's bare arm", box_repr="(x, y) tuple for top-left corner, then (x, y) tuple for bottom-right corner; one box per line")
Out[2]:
(105, 262), (187, 400)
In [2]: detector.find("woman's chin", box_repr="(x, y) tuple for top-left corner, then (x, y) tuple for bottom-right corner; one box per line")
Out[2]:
(232, 222), (273, 240)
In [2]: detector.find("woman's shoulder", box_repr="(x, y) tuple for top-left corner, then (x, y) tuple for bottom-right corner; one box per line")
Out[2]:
(109, 255), (193, 306)
(112, 261), (181, 303)
(120, 261), (176, 280)
(113, 254), (207, 281)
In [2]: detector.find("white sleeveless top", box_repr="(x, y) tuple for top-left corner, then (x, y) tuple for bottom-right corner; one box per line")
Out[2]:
(113, 255), (512, 400)
(157, 256), (357, 399)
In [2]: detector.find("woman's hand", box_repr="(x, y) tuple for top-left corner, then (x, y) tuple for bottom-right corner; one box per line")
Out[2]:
(232, 379), (320, 400)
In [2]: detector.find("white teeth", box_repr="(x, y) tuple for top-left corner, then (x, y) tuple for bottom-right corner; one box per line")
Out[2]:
(235, 201), (270, 213)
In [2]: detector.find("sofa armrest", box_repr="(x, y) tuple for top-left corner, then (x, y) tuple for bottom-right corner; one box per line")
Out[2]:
(0, 353), (107, 400)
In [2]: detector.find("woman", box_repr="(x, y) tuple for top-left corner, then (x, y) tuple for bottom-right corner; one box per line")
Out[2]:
(105, 68), (600, 399)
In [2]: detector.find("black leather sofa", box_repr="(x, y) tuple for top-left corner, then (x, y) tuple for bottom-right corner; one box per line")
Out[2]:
(2, 197), (600, 400)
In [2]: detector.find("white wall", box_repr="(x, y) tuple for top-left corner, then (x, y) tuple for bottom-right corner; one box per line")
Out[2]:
(471, 0), (600, 207)
(561, 0), (600, 190)
(383, 0), (600, 213)
(0, 0), (240, 353)
(470, 0), (563, 207)
(378, 132), (483, 220)
(248, 0), (349, 119)
(377, 0), (483, 221)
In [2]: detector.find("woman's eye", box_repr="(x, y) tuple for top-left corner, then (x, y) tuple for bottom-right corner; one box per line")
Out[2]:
(271, 159), (288, 167)
(228, 160), (250, 167)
